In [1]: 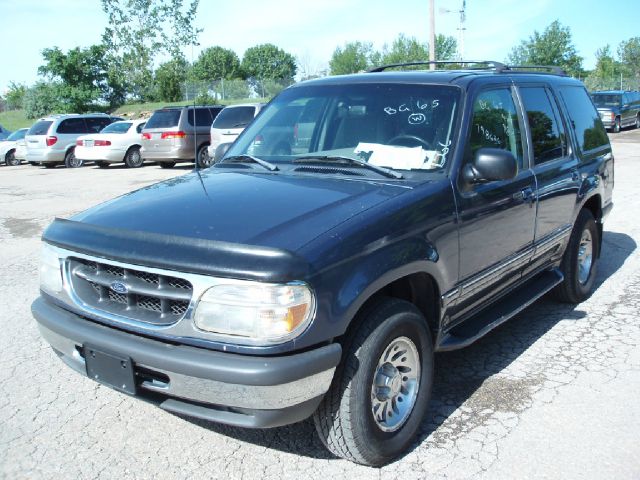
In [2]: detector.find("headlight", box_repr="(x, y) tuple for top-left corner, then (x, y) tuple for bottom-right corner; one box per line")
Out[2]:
(40, 243), (62, 294)
(194, 282), (315, 344)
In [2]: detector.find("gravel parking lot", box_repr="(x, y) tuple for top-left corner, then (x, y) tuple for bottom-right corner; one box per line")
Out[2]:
(1, 132), (639, 479)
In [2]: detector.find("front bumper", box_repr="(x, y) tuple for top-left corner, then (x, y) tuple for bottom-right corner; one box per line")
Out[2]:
(32, 297), (341, 428)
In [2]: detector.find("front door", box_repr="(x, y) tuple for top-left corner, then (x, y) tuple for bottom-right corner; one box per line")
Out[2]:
(452, 86), (537, 323)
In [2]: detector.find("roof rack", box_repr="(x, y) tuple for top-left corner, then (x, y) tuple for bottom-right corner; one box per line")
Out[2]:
(367, 60), (567, 76)
(367, 61), (507, 73)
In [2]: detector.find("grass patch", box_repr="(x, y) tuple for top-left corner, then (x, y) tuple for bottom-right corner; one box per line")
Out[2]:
(0, 110), (31, 130)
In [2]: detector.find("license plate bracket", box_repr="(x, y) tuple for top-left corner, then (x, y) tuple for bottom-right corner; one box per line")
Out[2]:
(84, 345), (136, 395)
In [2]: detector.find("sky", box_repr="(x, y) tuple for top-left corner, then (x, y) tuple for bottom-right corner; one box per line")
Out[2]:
(1, 0), (639, 93)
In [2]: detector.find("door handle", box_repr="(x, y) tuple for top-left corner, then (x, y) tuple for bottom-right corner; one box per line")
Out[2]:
(571, 169), (580, 182)
(520, 187), (536, 206)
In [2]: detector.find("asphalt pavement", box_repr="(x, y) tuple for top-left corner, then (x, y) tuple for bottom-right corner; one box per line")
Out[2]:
(1, 133), (639, 479)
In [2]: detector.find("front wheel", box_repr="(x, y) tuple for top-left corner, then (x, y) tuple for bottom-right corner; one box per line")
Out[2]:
(553, 209), (599, 303)
(64, 149), (83, 168)
(5, 150), (19, 166)
(314, 298), (433, 466)
(613, 117), (621, 133)
(124, 146), (143, 168)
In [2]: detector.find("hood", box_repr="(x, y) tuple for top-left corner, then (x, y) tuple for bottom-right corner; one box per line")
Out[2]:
(72, 169), (410, 252)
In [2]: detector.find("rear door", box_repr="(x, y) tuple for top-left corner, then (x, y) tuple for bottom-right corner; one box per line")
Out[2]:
(56, 118), (88, 152)
(517, 85), (579, 275)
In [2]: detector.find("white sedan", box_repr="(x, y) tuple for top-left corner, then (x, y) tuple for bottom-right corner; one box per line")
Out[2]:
(75, 119), (147, 168)
(1, 128), (28, 166)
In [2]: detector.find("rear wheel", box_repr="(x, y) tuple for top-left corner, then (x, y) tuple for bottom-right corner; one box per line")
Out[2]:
(159, 162), (175, 169)
(196, 144), (212, 168)
(64, 149), (83, 168)
(553, 209), (599, 303)
(124, 146), (143, 168)
(314, 298), (433, 466)
(5, 150), (19, 166)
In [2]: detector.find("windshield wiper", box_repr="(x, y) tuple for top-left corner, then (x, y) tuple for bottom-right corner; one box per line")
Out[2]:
(293, 155), (403, 179)
(231, 122), (249, 128)
(218, 154), (278, 171)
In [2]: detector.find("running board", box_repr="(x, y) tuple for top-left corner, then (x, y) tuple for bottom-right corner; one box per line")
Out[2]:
(436, 268), (564, 352)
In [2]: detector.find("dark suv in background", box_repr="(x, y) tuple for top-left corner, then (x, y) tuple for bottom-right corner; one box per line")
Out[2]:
(33, 62), (613, 466)
(140, 105), (224, 168)
(591, 90), (640, 132)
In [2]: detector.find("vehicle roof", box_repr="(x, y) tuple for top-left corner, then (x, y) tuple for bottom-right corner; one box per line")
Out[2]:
(294, 70), (584, 89)
(37, 113), (112, 121)
(158, 104), (225, 110)
(591, 90), (632, 94)
(221, 103), (264, 109)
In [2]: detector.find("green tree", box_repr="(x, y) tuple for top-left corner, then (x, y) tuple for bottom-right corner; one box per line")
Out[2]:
(5, 82), (27, 110)
(617, 37), (640, 79)
(379, 33), (458, 65)
(100, 0), (201, 101)
(192, 46), (242, 82)
(585, 45), (623, 90)
(241, 44), (297, 81)
(23, 82), (65, 119)
(38, 45), (110, 112)
(329, 41), (375, 75)
(154, 57), (190, 102)
(507, 20), (583, 76)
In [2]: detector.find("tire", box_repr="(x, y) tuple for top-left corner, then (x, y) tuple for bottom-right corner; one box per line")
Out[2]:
(5, 150), (19, 166)
(96, 161), (110, 168)
(64, 149), (83, 168)
(196, 144), (212, 168)
(635, 114), (640, 130)
(124, 146), (143, 168)
(553, 209), (599, 303)
(159, 162), (176, 169)
(613, 117), (621, 133)
(314, 297), (433, 466)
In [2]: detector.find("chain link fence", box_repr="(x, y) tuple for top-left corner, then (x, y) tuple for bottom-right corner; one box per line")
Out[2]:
(583, 75), (640, 92)
(183, 78), (294, 103)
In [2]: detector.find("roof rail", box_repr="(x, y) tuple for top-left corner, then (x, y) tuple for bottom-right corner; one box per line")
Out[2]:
(367, 60), (507, 73)
(367, 61), (567, 76)
(504, 65), (567, 76)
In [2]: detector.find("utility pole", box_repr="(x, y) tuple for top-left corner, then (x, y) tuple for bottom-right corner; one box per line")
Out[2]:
(429, 0), (436, 70)
(440, 1), (467, 60)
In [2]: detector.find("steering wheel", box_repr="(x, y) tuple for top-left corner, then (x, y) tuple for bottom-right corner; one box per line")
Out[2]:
(387, 134), (432, 149)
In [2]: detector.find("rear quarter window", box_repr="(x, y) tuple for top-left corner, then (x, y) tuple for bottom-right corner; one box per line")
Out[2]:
(28, 121), (53, 136)
(559, 86), (609, 154)
(145, 110), (181, 129)
(187, 108), (213, 127)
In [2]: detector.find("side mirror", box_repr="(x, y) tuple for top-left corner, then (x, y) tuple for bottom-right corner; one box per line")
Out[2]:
(462, 148), (517, 184)
(213, 143), (232, 163)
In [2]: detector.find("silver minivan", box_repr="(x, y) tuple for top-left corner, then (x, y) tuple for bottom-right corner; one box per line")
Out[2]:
(25, 114), (119, 168)
(207, 103), (265, 161)
(140, 105), (224, 168)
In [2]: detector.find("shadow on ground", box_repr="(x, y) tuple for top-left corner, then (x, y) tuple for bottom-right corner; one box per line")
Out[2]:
(175, 231), (636, 462)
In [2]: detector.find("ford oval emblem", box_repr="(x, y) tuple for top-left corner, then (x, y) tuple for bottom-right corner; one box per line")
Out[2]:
(110, 281), (129, 294)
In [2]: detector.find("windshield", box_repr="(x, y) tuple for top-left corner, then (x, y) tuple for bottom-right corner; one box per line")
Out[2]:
(227, 83), (460, 171)
(212, 106), (257, 129)
(592, 94), (621, 107)
(7, 129), (26, 141)
(101, 122), (132, 134)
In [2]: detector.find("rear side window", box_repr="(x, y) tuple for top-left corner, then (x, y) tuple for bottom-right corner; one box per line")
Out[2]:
(28, 121), (53, 136)
(212, 106), (256, 129)
(57, 118), (87, 134)
(187, 108), (213, 126)
(145, 110), (181, 129)
(560, 87), (609, 153)
(519, 87), (566, 164)
(468, 88), (524, 168)
(86, 117), (112, 133)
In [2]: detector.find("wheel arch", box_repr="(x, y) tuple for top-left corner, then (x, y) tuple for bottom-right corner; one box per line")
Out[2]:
(581, 193), (603, 257)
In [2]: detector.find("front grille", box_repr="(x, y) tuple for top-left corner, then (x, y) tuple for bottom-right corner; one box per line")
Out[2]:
(68, 257), (193, 326)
